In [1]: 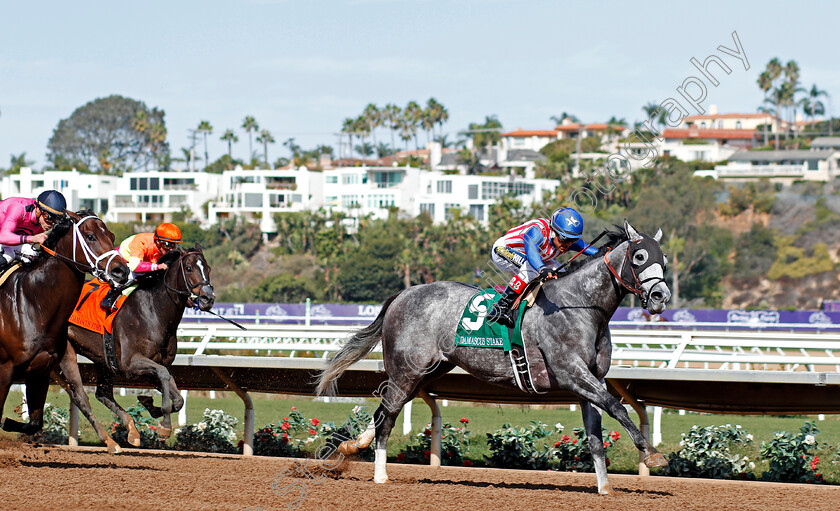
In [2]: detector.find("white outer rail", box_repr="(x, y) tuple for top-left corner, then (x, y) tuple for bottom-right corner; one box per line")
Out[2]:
(176, 322), (840, 371)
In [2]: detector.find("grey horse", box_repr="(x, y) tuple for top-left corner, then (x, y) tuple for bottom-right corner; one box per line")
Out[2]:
(316, 221), (671, 495)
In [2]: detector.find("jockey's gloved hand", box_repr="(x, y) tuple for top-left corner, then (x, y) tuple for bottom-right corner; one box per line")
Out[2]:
(538, 266), (555, 280)
(19, 244), (37, 263)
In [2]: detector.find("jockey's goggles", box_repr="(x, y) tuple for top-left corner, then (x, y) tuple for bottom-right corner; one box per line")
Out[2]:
(38, 207), (63, 225)
(155, 236), (181, 250)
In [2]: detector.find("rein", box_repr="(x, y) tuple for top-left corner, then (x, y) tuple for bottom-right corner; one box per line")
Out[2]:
(603, 241), (667, 308)
(160, 250), (245, 330)
(39, 215), (122, 284)
(162, 250), (211, 304)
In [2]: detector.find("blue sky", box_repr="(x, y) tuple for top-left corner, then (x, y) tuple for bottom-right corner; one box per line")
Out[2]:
(1, 0), (838, 169)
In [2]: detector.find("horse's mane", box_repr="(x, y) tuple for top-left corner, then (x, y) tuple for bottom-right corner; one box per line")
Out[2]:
(563, 226), (629, 274)
(41, 212), (81, 250)
(134, 247), (185, 290)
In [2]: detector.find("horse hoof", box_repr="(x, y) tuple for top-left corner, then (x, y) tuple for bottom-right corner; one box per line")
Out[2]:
(337, 441), (359, 455)
(127, 424), (142, 447)
(373, 475), (388, 484)
(106, 440), (122, 455)
(157, 426), (172, 439)
(644, 452), (668, 468)
(599, 485), (616, 496)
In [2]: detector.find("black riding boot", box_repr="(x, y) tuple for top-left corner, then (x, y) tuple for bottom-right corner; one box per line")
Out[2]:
(100, 287), (122, 312)
(487, 286), (520, 328)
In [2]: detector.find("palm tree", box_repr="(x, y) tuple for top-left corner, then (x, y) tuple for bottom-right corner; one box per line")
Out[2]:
(427, 98), (449, 139)
(434, 134), (452, 148)
(757, 105), (776, 146)
(805, 84), (829, 129)
(404, 101), (423, 150)
(421, 103), (435, 146)
(256, 129), (276, 168)
(241, 115), (259, 159)
(642, 102), (666, 129)
(758, 58), (783, 147)
(363, 103), (381, 147)
(341, 118), (356, 158)
(355, 142), (375, 158)
(197, 120), (213, 170)
(375, 142), (392, 158)
(383, 103), (401, 152)
(220, 129), (238, 158)
(354, 115), (370, 152)
(550, 112), (579, 125)
(9, 152), (34, 172)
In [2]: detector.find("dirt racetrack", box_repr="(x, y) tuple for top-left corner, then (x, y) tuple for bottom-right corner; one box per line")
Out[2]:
(0, 442), (838, 511)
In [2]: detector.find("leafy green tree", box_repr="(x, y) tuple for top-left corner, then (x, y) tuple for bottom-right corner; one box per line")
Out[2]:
(47, 95), (168, 173)
(205, 154), (242, 173)
(734, 224), (778, 279)
(334, 225), (403, 301)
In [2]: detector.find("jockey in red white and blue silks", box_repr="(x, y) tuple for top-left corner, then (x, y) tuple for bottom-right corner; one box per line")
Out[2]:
(487, 207), (598, 327)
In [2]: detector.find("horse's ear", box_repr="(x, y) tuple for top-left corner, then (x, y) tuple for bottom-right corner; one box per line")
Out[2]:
(66, 210), (80, 221)
(624, 220), (643, 242)
(653, 228), (663, 243)
(195, 242), (202, 251)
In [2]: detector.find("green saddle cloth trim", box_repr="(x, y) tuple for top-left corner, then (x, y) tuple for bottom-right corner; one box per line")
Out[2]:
(454, 288), (528, 350)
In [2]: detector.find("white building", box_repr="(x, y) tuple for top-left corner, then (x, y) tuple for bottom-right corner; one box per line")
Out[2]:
(106, 170), (222, 224)
(321, 165), (421, 227)
(712, 150), (840, 184)
(320, 165), (557, 227)
(1, 167), (116, 215)
(413, 172), (557, 224)
(208, 167), (322, 234)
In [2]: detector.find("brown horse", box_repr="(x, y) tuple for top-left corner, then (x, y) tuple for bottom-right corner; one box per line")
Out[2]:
(0, 210), (128, 434)
(56, 245), (215, 453)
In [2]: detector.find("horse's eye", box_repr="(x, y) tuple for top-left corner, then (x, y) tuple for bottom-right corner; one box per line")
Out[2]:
(86, 234), (96, 242)
(186, 266), (192, 272)
(633, 249), (649, 265)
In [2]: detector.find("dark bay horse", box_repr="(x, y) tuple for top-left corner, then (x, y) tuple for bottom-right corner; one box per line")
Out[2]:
(317, 221), (671, 495)
(0, 210), (128, 435)
(55, 245), (215, 453)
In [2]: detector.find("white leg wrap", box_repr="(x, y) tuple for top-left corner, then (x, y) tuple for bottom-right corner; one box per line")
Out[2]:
(594, 461), (612, 495)
(373, 448), (388, 483)
(357, 417), (376, 449)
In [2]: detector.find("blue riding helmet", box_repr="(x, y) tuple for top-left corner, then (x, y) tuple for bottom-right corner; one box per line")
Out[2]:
(550, 208), (584, 240)
(36, 190), (67, 217)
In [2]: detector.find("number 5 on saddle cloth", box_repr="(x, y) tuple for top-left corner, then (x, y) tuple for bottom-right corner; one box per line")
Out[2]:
(454, 284), (547, 394)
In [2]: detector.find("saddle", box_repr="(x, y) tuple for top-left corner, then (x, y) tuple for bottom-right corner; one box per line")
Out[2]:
(455, 277), (553, 395)
(0, 261), (23, 288)
(68, 280), (132, 372)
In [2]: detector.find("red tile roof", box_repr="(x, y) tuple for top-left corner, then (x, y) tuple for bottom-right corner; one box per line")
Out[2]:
(684, 113), (770, 121)
(556, 123), (583, 131)
(663, 128), (756, 140)
(501, 129), (558, 138)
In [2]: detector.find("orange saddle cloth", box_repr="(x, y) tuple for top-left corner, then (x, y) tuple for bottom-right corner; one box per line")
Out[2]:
(68, 280), (128, 334)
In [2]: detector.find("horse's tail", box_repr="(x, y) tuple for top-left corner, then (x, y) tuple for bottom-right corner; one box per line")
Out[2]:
(315, 292), (402, 397)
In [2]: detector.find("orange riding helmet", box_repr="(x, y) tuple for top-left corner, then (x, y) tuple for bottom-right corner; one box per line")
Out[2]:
(154, 222), (183, 244)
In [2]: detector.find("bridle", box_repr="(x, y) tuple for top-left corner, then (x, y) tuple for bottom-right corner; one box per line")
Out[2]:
(40, 214), (123, 285)
(162, 250), (212, 307)
(603, 240), (666, 309)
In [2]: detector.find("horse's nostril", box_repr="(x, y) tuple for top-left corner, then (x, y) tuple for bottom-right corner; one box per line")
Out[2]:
(651, 291), (663, 302)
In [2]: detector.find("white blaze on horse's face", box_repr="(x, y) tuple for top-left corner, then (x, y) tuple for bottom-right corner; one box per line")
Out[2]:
(196, 259), (208, 282)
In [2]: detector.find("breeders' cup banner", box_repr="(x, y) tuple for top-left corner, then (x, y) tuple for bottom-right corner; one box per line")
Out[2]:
(184, 303), (840, 328)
